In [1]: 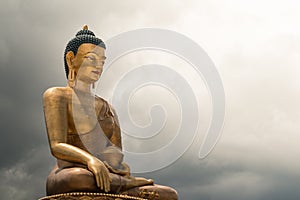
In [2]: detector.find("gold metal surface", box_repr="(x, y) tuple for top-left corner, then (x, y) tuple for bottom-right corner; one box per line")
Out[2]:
(39, 192), (147, 200)
(43, 26), (178, 200)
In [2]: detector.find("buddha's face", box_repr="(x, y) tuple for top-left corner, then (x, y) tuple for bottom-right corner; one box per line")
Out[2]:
(69, 43), (106, 84)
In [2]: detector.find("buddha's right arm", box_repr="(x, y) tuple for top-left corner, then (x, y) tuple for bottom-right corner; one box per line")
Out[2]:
(43, 87), (111, 192)
(43, 87), (93, 164)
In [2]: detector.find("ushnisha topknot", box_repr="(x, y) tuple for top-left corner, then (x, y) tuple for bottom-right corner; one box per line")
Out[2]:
(64, 25), (106, 78)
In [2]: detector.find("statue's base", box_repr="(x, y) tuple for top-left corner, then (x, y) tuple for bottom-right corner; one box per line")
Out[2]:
(39, 185), (177, 200)
(39, 192), (147, 200)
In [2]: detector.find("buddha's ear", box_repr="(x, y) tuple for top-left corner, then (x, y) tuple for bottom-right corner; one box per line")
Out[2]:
(66, 51), (75, 69)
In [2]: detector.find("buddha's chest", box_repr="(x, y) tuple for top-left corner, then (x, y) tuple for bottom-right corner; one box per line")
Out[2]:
(67, 96), (115, 139)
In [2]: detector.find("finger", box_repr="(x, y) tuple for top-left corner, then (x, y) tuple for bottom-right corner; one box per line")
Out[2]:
(106, 173), (111, 192)
(96, 173), (103, 190)
(101, 172), (105, 191)
(101, 169), (110, 192)
(101, 171), (108, 192)
(97, 171), (103, 191)
(106, 170), (112, 191)
(105, 173), (110, 192)
(93, 169), (100, 187)
(109, 173), (112, 182)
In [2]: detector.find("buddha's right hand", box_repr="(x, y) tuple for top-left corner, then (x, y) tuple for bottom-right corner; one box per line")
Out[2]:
(87, 158), (112, 192)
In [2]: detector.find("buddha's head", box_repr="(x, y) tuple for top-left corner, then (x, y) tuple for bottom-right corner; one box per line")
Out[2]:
(64, 25), (106, 87)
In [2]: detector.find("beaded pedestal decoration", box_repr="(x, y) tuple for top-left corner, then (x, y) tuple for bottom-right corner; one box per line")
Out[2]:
(39, 192), (147, 200)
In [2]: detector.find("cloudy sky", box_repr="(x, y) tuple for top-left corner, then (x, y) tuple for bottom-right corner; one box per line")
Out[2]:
(1, 0), (300, 199)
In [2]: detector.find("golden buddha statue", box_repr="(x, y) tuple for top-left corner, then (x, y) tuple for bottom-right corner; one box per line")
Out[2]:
(43, 25), (178, 200)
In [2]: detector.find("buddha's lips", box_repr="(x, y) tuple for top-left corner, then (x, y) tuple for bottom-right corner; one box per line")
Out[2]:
(92, 71), (100, 75)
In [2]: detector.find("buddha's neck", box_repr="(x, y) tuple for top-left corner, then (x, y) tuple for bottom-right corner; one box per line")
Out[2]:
(74, 80), (92, 94)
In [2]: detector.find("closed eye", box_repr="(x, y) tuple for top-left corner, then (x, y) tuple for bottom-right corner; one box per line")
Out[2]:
(84, 56), (96, 61)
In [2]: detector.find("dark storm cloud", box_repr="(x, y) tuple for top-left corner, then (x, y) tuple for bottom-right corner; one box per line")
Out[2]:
(0, 1), (70, 199)
(1, 0), (300, 200)
(0, 0), (192, 199)
(0, 2), (63, 170)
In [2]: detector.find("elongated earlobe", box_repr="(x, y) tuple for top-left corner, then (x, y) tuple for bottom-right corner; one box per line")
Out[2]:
(66, 51), (76, 88)
(68, 69), (76, 88)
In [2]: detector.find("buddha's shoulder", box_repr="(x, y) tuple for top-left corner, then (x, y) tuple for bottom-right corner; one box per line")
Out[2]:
(94, 95), (117, 115)
(95, 94), (107, 103)
(95, 95), (114, 108)
(43, 87), (73, 100)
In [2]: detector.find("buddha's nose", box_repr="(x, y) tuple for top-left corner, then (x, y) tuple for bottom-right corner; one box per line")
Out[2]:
(95, 64), (103, 70)
(96, 61), (105, 67)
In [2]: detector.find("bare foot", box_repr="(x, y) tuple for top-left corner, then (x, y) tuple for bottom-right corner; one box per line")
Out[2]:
(125, 177), (154, 189)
